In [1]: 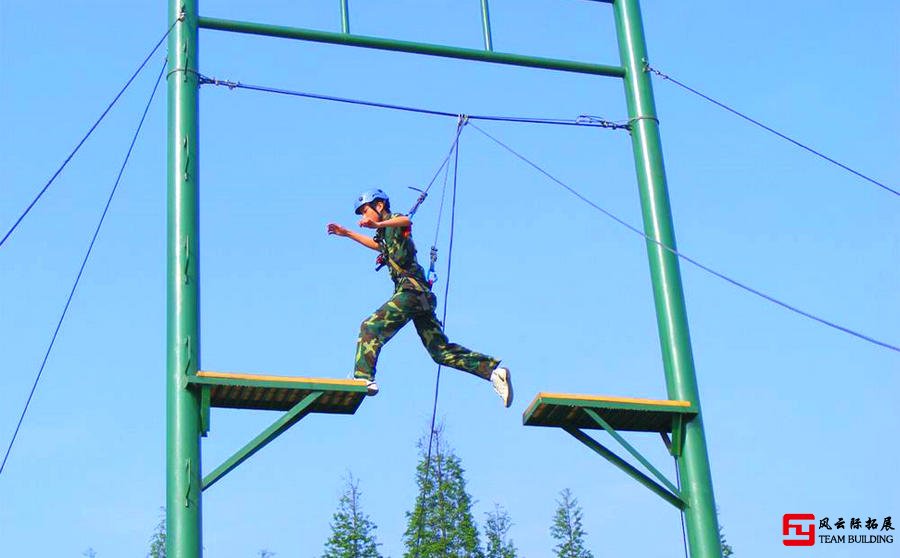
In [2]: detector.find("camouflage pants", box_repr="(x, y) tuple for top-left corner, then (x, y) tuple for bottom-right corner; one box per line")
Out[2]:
(354, 289), (499, 381)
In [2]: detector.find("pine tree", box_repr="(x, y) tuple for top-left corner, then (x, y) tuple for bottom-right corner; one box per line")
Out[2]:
(148, 508), (166, 558)
(322, 474), (383, 558)
(550, 489), (593, 558)
(403, 425), (483, 558)
(484, 505), (516, 558)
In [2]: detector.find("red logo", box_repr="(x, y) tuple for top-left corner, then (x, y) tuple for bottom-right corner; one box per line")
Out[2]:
(784, 514), (816, 546)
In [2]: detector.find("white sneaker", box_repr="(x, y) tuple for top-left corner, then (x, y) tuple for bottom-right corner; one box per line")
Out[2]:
(490, 367), (513, 408)
(365, 380), (379, 396)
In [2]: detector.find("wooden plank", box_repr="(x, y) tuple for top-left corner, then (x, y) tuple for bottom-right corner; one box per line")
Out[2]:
(189, 371), (367, 413)
(523, 392), (696, 433)
(532, 392), (692, 408)
(196, 370), (365, 387)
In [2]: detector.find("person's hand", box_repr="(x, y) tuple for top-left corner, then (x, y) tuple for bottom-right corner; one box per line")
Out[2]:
(358, 217), (380, 229)
(327, 223), (350, 237)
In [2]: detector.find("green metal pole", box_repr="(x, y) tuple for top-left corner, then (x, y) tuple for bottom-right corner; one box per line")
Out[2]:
(339, 0), (350, 34)
(480, 0), (494, 51)
(611, 1), (722, 557)
(167, 1), (202, 557)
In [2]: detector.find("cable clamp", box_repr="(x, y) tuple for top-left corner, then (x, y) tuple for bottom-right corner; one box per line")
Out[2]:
(167, 67), (203, 82)
(576, 114), (631, 130)
(457, 114), (469, 127)
(198, 75), (240, 89)
(629, 115), (660, 126)
(643, 60), (668, 80)
(177, 10), (186, 22)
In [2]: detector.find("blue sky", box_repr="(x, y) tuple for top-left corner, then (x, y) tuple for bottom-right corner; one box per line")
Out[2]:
(1, 1), (898, 557)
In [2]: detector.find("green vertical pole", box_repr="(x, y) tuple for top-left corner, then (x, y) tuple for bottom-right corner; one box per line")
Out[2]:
(612, 1), (722, 557)
(167, 1), (202, 557)
(340, 0), (350, 34)
(480, 0), (494, 51)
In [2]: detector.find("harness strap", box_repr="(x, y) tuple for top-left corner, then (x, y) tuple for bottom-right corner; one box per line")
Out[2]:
(383, 253), (430, 293)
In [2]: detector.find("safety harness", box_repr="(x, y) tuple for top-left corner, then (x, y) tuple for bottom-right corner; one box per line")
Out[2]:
(379, 252), (431, 293)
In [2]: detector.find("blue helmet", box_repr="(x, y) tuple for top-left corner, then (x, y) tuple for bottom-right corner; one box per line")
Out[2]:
(355, 188), (389, 214)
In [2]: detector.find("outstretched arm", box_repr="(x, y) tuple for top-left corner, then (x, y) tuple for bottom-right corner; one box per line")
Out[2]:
(327, 223), (380, 251)
(359, 215), (411, 229)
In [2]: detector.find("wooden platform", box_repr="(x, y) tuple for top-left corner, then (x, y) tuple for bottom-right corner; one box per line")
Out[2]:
(523, 392), (696, 433)
(190, 371), (368, 413)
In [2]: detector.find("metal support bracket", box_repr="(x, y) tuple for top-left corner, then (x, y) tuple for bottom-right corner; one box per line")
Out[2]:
(670, 413), (686, 457)
(199, 385), (211, 437)
(565, 426), (684, 510)
(582, 408), (681, 497)
(201, 391), (323, 491)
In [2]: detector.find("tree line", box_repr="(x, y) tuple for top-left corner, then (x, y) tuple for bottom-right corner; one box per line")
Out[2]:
(323, 425), (592, 558)
(123, 425), (733, 557)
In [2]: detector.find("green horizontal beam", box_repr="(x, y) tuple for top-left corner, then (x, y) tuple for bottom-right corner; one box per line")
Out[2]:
(198, 16), (626, 78)
(565, 427), (685, 510)
(202, 392), (322, 491)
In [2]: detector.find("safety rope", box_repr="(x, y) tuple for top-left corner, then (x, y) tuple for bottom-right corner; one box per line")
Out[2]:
(198, 75), (629, 131)
(644, 63), (899, 199)
(408, 116), (468, 219)
(468, 122), (900, 355)
(0, 20), (178, 250)
(0, 58), (168, 477)
(413, 129), (463, 556)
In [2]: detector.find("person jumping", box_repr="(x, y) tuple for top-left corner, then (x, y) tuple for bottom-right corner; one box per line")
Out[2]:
(327, 188), (513, 407)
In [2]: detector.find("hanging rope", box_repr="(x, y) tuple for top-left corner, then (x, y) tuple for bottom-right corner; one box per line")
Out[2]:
(413, 127), (463, 556)
(0, 20), (178, 251)
(198, 75), (629, 131)
(408, 116), (468, 219)
(0, 58), (168, 477)
(644, 63), (899, 199)
(468, 122), (900, 355)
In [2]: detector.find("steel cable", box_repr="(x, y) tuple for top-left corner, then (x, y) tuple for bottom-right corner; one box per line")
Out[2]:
(1, 59), (168, 476)
(198, 76), (628, 130)
(413, 133), (462, 556)
(469, 122), (900, 355)
(646, 64), (899, 198)
(0, 21), (178, 250)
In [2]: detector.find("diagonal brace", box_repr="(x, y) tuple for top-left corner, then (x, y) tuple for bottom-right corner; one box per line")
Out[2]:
(565, 426), (685, 510)
(202, 392), (322, 491)
(583, 408), (680, 495)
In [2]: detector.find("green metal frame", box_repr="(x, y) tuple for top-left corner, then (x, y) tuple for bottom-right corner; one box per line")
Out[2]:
(198, 17), (625, 78)
(167, 2), (201, 557)
(479, 0), (494, 52)
(167, 1), (722, 557)
(565, 427), (684, 510)
(201, 392), (322, 491)
(339, 0), (350, 34)
(583, 408), (680, 496)
(523, 394), (694, 510)
(613, 1), (721, 555)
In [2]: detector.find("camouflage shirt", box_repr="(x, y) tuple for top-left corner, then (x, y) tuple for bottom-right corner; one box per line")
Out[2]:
(374, 213), (429, 292)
